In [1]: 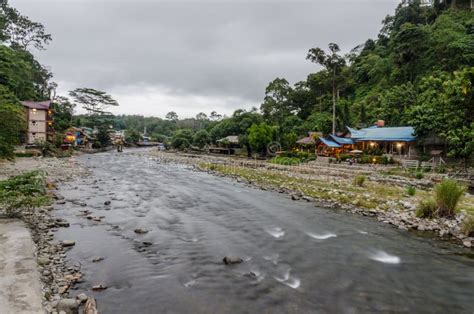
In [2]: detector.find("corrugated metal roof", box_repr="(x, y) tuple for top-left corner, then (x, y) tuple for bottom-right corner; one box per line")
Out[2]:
(329, 134), (354, 145)
(319, 137), (341, 148)
(21, 100), (51, 110)
(348, 126), (416, 142)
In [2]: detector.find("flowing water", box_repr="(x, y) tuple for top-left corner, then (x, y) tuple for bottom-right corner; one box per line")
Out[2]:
(54, 150), (474, 313)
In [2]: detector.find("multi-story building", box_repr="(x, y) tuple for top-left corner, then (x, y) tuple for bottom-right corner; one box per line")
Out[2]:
(20, 100), (54, 144)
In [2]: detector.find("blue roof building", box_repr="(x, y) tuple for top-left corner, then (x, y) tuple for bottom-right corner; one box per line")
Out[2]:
(347, 126), (416, 142)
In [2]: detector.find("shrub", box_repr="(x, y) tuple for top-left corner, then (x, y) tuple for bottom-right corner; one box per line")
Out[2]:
(434, 180), (465, 217)
(269, 156), (300, 166)
(353, 175), (366, 187)
(0, 171), (50, 218)
(415, 171), (424, 179)
(461, 215), (474, 236)
(406, 186), (416, 196)
(415, 199), (437, 218)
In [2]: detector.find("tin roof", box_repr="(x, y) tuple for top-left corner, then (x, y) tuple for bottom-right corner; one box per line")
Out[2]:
(347, 126), (416, 142)
(319, 137), (341, 148)
(21, 100), (51, 110)
(329, 134), (354, 145)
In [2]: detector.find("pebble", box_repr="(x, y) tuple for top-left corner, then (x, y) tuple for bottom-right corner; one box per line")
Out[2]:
(61, 240), (76, 247)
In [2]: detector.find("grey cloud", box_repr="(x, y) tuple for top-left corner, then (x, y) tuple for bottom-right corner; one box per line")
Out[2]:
(12, 0), (399, 116)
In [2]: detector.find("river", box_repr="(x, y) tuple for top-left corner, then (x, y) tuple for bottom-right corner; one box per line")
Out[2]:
(54, 150), (474, 313)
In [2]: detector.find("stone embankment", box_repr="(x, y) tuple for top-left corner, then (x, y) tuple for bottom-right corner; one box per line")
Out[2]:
(149, 151), (474, 248)
(0, 156), (98, 313)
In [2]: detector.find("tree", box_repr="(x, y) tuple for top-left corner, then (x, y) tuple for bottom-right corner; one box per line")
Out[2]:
(260, 78), (292, 123)
(50, 96), (75, 132)
(69, 88), (119, 116)
(210, 111), (222, 121)
(248, 122), (273, 156)
(0, 0), (52, 50)
(0, 86), (25, 159)
(166, 111), (178, 122)
(171, 129), (193, 149)
(307, 43), (346, 134)
(124, 129), (140, 143)
(192, 129), (210, 148)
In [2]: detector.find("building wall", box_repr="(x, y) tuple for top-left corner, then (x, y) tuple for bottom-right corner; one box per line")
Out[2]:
(27, 108), (48, 144)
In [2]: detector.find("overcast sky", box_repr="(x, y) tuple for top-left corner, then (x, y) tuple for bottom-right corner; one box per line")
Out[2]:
(11, 0), (400, 118)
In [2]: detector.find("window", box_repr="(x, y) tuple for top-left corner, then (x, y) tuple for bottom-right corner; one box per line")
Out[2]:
(32, 120), (37, 126)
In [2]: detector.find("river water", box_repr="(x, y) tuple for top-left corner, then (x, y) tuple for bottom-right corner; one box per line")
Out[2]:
(54, 150), (474, 313)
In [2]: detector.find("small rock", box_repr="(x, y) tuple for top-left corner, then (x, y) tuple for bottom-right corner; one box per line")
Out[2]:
(222, 256), (243, 265)
(134, 228), (148, 234)
(142, 241), (153, 246)
(37, 256), (50, 266)
(462, 239), (472, 248)
(92, 256), (104, 263)
(61, 240), (76, 247)
(55, 298), (79, 314)
(92, 284), (108, 291)
(104, 200), (111, 205)
(76, 293), (88, 303)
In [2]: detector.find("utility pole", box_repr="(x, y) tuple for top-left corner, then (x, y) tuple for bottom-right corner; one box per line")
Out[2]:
(332, 67), (336, 135)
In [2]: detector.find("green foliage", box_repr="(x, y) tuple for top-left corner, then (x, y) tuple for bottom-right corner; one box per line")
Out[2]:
(69, 88), (119, 116)
(0, 86), (25, 159)
(171, 129), (193, 149)
(0, 171), (50, 218)
(353, 175), (366, 187)
(248, 122), (273, 156)
(192, 129), (210, 148)
(416, 198), (438, 218)
(461, 215), (474, 236)
(124, 128), (140, 143)
(50, 96), (75, 132)
(269, 156), (301, 166)
(434, 179), (465, 217)
(406, 185), (416, 196)
(415, 171), (424, 179)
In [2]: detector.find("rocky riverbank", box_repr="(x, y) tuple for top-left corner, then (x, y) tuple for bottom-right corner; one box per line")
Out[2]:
(0, 156), (98, 313)
(148, 150), (474, 249)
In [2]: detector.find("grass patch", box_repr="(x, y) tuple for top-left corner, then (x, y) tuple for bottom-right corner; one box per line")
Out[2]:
(353, 175), (366, 187)
(416, 199), (437, 218)
(0, 171), (50, 218)
(461, 215), (474, 236)
(434, 179), (465, 218)
(406, 185), (416, 196)
(268, 156), (301, 166)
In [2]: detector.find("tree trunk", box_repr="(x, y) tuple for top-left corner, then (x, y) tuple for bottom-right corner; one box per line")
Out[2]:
(451, 0), (456, 8)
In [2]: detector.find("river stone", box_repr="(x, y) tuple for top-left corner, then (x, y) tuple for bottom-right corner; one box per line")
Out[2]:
(92, 256), (104, 263)
(56, 220), (70, 227)
(55, 298), (79, 314)
(462, 239), (472, 248)
(76, 293), (88, 303)
(222, 256), (243, 265)
(134, 228), (148, 234)
(38, 256), (51, 266)
(61, 240), (76, 247)
(104, 200), (111, 205)
(92, 284), (108, 291)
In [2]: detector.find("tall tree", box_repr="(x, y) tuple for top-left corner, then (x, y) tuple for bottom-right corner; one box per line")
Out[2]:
(307, 43), (346, 134)
(69, 88), (118, 116)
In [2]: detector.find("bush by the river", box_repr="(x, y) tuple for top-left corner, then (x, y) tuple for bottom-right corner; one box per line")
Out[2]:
(0, 171), (50, 218)
(435, 180), (465, 217)
(353, 175), (366, 187)
(416, 199), (438, 218)
(416, 180), (466, 219)
(406, 186), (416, 196)
(461, 215), (474, 236)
